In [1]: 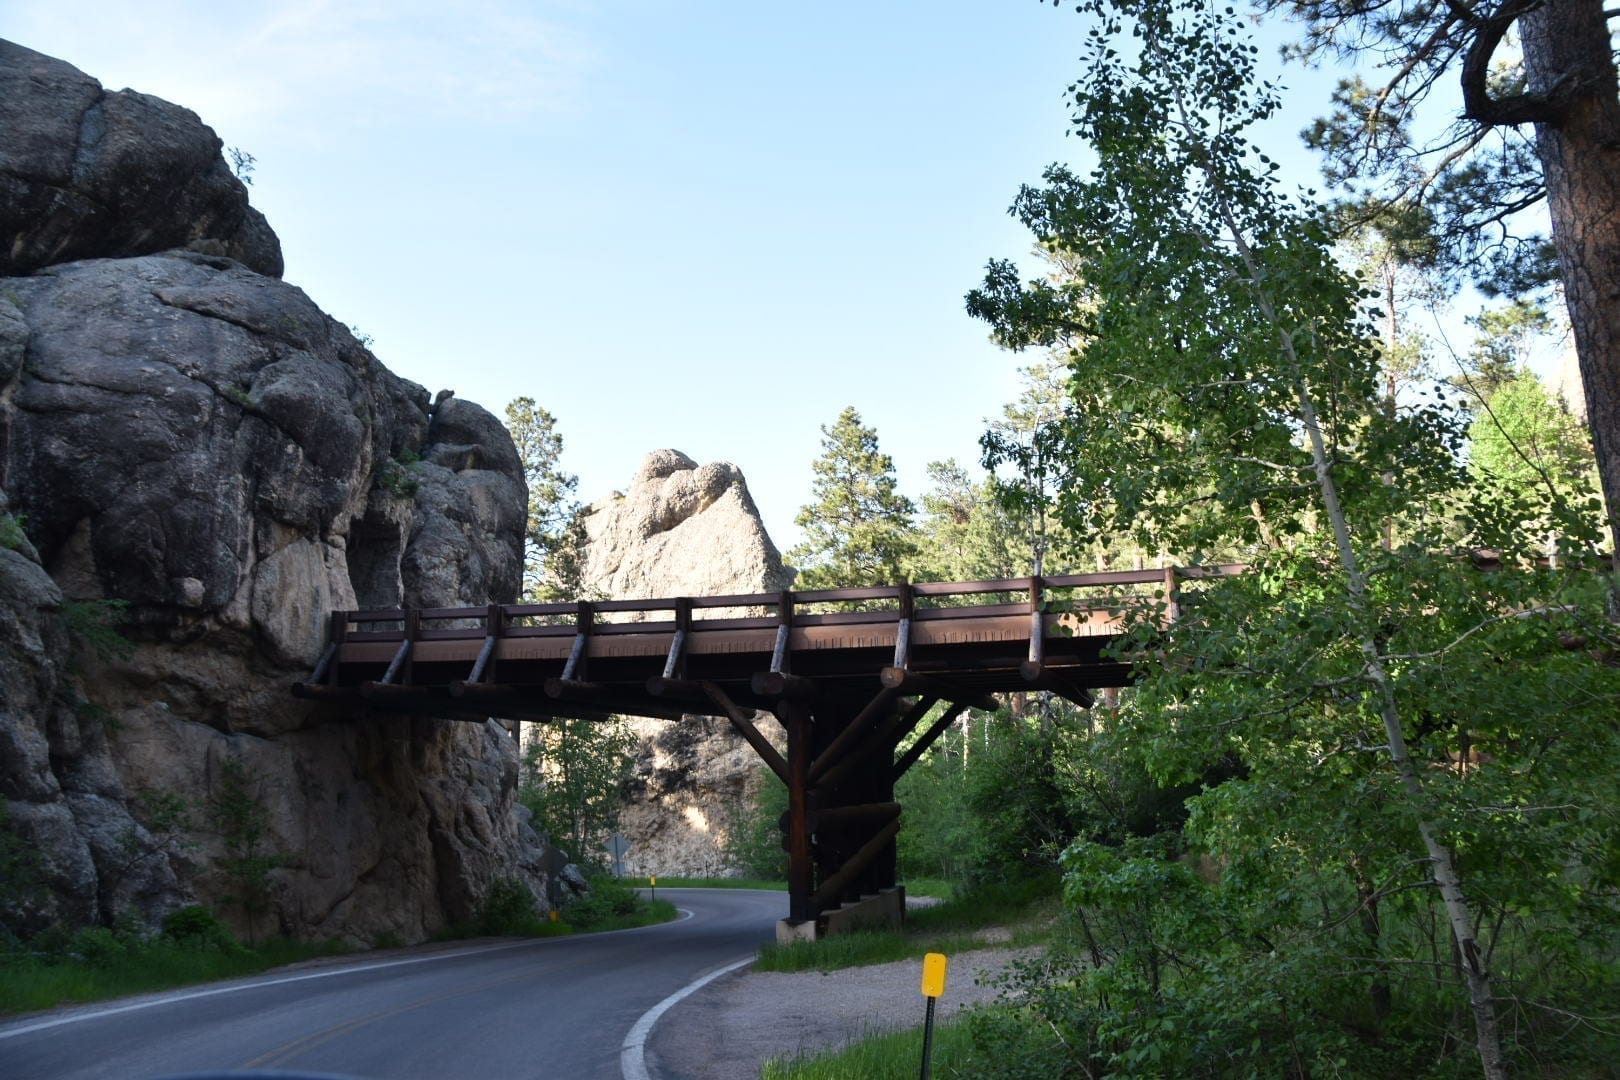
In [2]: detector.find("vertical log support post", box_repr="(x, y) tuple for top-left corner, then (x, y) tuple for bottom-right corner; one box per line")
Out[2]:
(562, 601), (593, 681)
(321, 611), (347, 685)
(380, 609), (418, 686)
(1028, 576), (1044, 667)
(864, 711), (901, 900)
(469, 604), (502, 685)
(810, 691), (907, 920)
(785, 698), (814, 922)
(402, 608), (418, 685)
(892, 583), (913, 671)
(770, 591), (794, 675)
(663, 598), (691, 680)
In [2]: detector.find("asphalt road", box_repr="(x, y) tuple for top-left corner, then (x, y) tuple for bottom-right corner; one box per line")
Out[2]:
(0, 888), (785, 1080)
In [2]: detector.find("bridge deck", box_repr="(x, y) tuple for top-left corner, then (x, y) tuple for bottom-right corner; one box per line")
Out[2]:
(295, 567), (1241, 721)
(292, 566), (1241, 930)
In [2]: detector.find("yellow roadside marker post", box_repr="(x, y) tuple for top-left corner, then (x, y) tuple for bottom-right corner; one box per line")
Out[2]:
(650, 875), (656, 903)
(919, 952), (948, 1079)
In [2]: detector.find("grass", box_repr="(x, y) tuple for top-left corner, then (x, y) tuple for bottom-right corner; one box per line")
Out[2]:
(755, 876), (1059, 973)
(0, 936), (349, 1016)
(3, 881), (679, 1017)
(571, 898), (678, 932)
(762, 1014), (979, 1079)
(900, 877), (954, 900)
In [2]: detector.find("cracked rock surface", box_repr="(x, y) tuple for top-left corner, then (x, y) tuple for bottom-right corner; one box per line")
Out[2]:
(0, 39), (282, 277)
(576, 450), (793, 876)
(0, 40), (552, 945)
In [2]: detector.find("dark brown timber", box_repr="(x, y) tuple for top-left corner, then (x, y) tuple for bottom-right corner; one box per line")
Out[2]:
(295, 567), (1244, 926)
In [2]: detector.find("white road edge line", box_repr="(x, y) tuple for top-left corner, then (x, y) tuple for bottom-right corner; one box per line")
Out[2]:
(0, 906), (696, 1041)
(621, 953), (753, 1080)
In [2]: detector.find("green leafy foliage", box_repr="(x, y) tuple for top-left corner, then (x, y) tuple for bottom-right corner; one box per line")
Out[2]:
(0, 917), (344, 1015)
(518, 717), (636, 867)
(103, 790), (193, 899)
(978, 359), (1088, 575)
(789, 406), (917, 588)
(161, 905), (238, 953)
(376, 454), (420, 499)
(473, 877), (557, 937)
(959, 1), (1620, 1076)
(897, 714), (1078, 884)
(0, 512), (27, 552)
(559, 874), (638, 927)
(1457, 300), (1556, 408)
(503, 396), (585, 600)
(208, 757), (282, 943)
(754, 877), (1059, 974)
(1468, 371), (1599, 516)
(763, 1015), (980, 1079)
(0, 802), (44, 947)
(61, 599), (132, 661)
(908, 460), (1028, 584)
(721, 766), (789, 881)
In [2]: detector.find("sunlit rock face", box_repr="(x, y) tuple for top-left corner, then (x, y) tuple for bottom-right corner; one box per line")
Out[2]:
(575, 450), (793, 876)
(0, 39), (550, 945)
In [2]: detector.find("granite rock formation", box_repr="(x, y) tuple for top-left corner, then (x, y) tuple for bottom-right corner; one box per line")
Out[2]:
(0, 40), (282, 278)
(576, 450), (793, 876)
(0, 40), (549, 944)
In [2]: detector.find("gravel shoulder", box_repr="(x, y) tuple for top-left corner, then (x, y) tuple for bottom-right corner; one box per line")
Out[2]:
(646, 945), (1032, 1080)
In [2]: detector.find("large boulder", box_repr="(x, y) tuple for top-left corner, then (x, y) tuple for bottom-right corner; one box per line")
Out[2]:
(0, 39), (282, 278)
(0, 42), (548, 944)
(575, 451), (792, 876)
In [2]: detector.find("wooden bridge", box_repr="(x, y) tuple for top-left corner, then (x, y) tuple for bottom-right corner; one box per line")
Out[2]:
(294, 566), (1240, 935)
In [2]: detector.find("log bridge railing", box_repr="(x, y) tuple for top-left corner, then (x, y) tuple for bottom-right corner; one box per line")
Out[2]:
(293, 565), (1242, 929)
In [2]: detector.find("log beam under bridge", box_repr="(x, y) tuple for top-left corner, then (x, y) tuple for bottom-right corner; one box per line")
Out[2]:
(292, 567), (1241, 934)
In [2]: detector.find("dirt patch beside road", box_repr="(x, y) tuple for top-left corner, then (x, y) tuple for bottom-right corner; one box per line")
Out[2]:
(646, 946), (1033, 1079)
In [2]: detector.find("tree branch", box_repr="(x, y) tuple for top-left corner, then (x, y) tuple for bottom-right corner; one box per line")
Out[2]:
(1460, 0), (1571, 126)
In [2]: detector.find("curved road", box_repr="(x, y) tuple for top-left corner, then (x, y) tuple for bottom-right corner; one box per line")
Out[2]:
(0, 889), (784, 1080)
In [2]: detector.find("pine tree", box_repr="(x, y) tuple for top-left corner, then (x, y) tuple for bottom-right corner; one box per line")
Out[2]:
(503, 397), (582, 600)
(910, 459), (1024, 583)
(1457, 300), (1557, 408)
(788, 407), (916, 589)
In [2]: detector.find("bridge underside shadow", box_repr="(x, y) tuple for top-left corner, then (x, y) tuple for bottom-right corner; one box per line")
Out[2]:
(294, 569), (1237, 935)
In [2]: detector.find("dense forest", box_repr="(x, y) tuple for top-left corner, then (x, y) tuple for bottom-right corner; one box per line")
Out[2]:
(511, 1), (1620, 1076)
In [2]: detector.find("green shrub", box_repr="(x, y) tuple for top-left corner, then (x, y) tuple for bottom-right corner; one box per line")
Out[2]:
(721, 767), (789, 880)
(208, 758), (281, 943)
(0, 513), (26, 552)
(563, 875), (641, 929)
(0, 802), (43, 944)
(475, 878), (548, 937)
(68, 927), (128, 968)
(162, 905), (237, 952)
(370, 930), (405, 950)
(61, 599), (132, 661)
(377, 456), (420, 498)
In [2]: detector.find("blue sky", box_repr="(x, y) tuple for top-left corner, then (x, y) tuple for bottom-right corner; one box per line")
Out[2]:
(6, 1), (1377, 549)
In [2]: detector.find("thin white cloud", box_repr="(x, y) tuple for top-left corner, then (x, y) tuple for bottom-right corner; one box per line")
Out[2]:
(3, 0), (599, 132)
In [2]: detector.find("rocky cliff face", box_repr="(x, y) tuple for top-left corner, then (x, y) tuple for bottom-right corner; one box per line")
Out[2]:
(0, 40), (282, 279)
(577, 450), (793, 876)
(0, 40), (549, 944)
